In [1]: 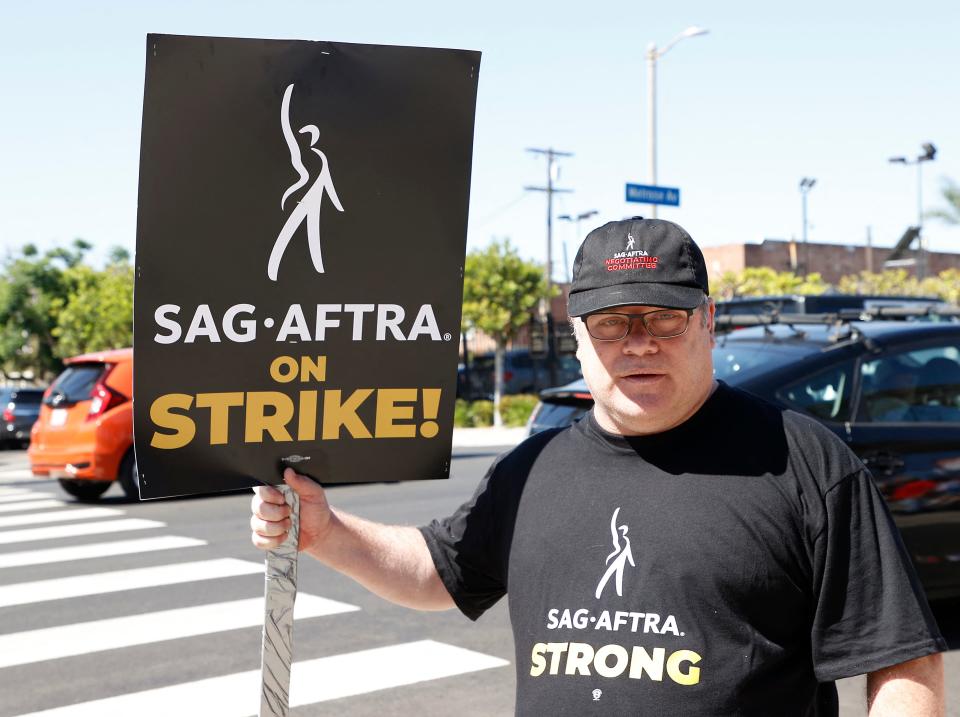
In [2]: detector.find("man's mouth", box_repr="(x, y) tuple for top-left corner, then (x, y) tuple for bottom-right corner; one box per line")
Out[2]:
(617, 371), (666, 385)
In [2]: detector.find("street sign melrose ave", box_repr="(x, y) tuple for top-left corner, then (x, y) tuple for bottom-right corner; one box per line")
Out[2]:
(134, 34), (480, 717)
(625, 183), (680, 207)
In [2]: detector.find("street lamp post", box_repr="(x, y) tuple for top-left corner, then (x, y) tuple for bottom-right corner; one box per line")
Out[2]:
(558, 210), (599, 283)
(889, 142), (936, 279)
(646, 25), (708, 219)
(799, 177), (816, 277)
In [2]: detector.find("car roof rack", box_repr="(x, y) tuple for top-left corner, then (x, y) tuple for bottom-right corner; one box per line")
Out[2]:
(715, 305), (960, 346)
(716, 305), (960, 327)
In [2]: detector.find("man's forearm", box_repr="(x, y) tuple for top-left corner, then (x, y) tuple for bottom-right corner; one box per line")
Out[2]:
(306, 509), (455, 611)
(867, 652), (944, 716)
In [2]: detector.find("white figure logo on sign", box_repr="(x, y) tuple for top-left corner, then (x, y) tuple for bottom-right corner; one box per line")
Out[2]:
(594, 507), (636, 599)
(268, 83), (345, 281)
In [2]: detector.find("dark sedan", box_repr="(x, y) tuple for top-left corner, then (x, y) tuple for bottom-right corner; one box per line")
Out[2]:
(1, 387), (45, 448)
(529, 319), (960, 600)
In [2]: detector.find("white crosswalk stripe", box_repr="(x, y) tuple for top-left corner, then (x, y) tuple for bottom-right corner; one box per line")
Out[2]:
(14, 640), (510, 716)
(0, 558), (262, 608)
(0, 506), (122, 528)
(0, 535), (205, 569)
(0, 469), (36, 480)
(0, 593), (359, 668)
(0, 518), (165, 545)
(0, 491), (52, 503)
(0, 498), (65, 513)
(0, 486), (34, 496)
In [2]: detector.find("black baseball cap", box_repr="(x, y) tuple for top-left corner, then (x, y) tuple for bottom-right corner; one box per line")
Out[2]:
(567, 217), (709, 317)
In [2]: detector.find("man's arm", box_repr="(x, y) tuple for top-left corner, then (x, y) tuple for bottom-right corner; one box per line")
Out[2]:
(866, 652), (944, 717)
(251, 468), (455, 611)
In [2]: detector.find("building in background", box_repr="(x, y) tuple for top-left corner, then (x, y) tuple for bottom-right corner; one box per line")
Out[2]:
(702, 239), (960, 286)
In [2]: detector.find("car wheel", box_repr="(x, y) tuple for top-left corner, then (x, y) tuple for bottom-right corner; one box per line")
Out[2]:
(118, 450), (140, 500)
(58, 478), (111, 501)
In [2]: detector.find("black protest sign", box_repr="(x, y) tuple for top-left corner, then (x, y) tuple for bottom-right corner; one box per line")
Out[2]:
(134, 35), (480, 499)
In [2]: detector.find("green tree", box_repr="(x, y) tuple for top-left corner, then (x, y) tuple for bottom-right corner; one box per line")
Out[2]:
(920, 269), (960, 305)
(107, 245), (132, 265)
(927, 178), (960, 225)
(52, 260), (134, 359)
(47, 238), (93, 269)
(0, 239), (92, 380)
(836, 269), (923, 296)
(714, 267), (828, 300)
(461, 239), (551, 426)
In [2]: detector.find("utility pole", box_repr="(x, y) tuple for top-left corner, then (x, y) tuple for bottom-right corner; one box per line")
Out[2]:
(525, 147), (573, 387)
(525, 148), (573, 294)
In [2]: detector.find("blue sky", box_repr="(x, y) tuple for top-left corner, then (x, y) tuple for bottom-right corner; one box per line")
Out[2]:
(2, 0), (958, 282)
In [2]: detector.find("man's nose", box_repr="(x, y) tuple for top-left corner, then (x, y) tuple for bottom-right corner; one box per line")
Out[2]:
(621, 319), (659, 353)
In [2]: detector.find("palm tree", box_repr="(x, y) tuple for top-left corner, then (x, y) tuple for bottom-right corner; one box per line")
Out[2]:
(928, 179), (960, 225)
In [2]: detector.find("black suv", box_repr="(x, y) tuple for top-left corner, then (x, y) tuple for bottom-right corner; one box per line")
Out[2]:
(529, 316), (960, 600)
(0, 387), (45, 448)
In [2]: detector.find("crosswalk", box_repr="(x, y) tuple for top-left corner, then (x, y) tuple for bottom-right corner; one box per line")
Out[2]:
(0, 536), (205, 569)
(0, 518), (166, 545)
(14, 641), (507, 717)
(0, 484), (510, 715)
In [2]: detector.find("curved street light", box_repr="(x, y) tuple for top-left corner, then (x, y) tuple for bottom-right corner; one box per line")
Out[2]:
(646, 26), (709, 218)
(888, 142), (937, 278)
(558, 210), (599, 283)
(798, 178), (817, 276)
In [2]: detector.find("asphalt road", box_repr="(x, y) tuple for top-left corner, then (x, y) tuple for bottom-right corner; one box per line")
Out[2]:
(0, 447), (957, 715)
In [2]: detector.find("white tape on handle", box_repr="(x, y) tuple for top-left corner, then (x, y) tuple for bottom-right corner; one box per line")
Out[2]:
(259, 484), (300, 717)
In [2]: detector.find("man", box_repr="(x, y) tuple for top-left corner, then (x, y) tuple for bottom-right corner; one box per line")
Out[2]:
(252, 218), (946, 715)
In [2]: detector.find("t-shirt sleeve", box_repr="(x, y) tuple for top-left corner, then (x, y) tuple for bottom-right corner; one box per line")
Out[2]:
(810, 469), (947, 680)
(419, 458), (512, 621)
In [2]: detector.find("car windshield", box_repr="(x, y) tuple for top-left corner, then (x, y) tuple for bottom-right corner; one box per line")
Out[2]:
(48, 363), (106, 403)
(712, 342), (813, 384)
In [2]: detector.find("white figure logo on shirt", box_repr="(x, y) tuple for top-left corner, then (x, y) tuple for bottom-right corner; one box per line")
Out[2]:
(595, 507), (636, 599)
(268, 83), (345, 281)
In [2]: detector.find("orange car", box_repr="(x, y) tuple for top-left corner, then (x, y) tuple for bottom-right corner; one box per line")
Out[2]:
(29, 348), (137, 500)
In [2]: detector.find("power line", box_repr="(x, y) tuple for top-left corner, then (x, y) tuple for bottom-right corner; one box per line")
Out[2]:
(473, 192), (531, 228)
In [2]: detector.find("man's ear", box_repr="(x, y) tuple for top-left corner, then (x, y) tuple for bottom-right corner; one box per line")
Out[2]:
(571, 318), (584, 361)
(706, 299), (717, 347)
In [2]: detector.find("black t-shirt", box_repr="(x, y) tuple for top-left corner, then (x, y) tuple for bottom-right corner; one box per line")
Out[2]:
(421, 382), (946, 716)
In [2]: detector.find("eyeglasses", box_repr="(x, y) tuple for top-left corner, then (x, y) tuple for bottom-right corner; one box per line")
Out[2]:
(583, 308), (695, 341)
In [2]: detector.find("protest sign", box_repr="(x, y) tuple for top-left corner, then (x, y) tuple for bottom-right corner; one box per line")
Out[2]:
(134, 35), (480, 499)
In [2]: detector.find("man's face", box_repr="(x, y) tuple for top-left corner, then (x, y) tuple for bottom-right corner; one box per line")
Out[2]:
(574, 299), (717, 436)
